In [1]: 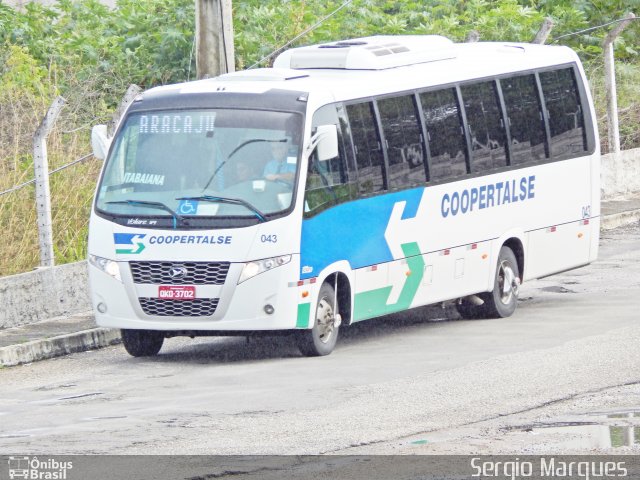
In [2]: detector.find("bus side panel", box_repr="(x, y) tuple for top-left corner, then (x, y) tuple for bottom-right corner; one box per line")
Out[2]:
(525, 220), (592, 279)
(302, 154), (595, 321)
(523, 156), (594, 280)
(408, 240), (493, 309)
(352, 264), (390, 321)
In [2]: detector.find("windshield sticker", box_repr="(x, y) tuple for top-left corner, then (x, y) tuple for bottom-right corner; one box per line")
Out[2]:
(123, 172), (165, 185)
(177, 199), (199, 215)
(139, 114), (216, 135)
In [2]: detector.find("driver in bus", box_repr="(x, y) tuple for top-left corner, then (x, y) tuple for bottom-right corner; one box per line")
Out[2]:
(263, 140), (297, 182)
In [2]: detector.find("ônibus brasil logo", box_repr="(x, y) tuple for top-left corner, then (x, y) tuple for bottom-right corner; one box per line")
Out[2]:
(7, 456), (73, 480)
(114, 233), (146, 254)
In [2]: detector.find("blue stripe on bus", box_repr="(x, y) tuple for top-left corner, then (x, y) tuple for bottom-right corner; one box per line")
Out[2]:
(300, 187), (424, 279)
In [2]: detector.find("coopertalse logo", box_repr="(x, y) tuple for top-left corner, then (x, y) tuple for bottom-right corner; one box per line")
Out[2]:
(113, 233), (146, 254)
(8, 456), (73, 480)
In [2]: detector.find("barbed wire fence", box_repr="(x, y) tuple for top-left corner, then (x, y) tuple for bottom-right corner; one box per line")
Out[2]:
(0, 153), (93, 197)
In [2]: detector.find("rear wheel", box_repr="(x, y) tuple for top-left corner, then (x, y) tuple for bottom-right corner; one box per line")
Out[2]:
(121, 329), (164, 357)
(296, 282), (340, 357)
(480, 246), (520, 318)
(455, 246), (520, 320)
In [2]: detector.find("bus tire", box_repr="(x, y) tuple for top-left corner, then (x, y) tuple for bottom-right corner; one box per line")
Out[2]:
(480, 246), (520, 318)
(121, 329), (164, 357)
(296, 282), (339, 357)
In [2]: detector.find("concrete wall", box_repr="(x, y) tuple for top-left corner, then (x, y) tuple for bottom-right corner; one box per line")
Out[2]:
(0, 261), (90, 329)
(601, 147), (640, 200)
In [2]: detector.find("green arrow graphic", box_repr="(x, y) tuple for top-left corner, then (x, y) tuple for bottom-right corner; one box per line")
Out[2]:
(116, 240), (146, 255)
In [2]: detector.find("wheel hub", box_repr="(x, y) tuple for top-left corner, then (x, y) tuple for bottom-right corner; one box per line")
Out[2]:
(315, 297), (335, 344)
(498, 261), (519, 305)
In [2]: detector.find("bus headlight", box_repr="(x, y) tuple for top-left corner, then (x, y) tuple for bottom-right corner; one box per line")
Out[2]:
(238, 255), (291, 284)
(89, 254), (122, 282)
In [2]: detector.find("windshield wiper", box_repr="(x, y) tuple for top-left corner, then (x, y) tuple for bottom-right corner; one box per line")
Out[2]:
(176, 195), (267, 223)
(106, 200), (186, 229)
(228, 138), (287, 159)
(201, 138), (287, 193)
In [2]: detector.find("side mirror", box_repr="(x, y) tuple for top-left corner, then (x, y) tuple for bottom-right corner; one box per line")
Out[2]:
(312, 124), (338, 162)
(91, 124), (110, 160)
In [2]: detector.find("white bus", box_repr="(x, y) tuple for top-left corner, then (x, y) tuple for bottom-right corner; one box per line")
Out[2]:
(89, 35), (599, 357)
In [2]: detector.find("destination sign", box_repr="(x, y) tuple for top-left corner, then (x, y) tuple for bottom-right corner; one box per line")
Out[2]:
(138, 113), (217, 135)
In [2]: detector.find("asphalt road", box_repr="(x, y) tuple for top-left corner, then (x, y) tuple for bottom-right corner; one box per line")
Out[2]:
(1, 223), (639, 455)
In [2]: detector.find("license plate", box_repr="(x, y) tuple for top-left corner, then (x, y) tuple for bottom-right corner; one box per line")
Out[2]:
(158, 285), (196, 300)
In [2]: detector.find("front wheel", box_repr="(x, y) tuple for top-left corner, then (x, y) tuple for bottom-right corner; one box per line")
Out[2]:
(121, 329), (164, 357)
(480, 246), (520, 318)
(296, 282), (340, 357)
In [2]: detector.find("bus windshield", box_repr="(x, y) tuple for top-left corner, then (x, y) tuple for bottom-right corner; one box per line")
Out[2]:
(96, 108), (302, 226)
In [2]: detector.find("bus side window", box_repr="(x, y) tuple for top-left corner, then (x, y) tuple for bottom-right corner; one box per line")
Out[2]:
(461, 80), (508, 173)
(419, 88), (467, 181)
(501, 74), (548, 165)
(336, 104), (358, 186)
(304, 104), (357, 217)
(377, 94), (426, 189)
(346, 102), (385, 195)
(539, 68), (587, 160)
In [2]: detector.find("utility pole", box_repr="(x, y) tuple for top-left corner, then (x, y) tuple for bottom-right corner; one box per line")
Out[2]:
(603, 12), (635, 154)
(195, 0), (235, 79)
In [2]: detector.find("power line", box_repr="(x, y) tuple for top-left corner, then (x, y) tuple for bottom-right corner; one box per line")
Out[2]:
(553, 16), (639, 43)
(249, 0), (356, 69)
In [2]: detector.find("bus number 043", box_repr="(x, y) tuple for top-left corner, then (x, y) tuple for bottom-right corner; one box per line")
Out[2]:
(261, 234), (278, 243)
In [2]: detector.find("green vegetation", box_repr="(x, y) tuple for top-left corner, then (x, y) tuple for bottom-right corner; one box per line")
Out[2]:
(0, 0), (638, 275)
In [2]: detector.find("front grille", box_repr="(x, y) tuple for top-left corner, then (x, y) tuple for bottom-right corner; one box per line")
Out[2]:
(129, 261), (230, 285)
(139, 298), (219, 317)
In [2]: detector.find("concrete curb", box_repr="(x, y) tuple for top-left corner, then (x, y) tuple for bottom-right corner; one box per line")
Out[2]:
(600, 209), (640, 230)
(0, 328), (121, 367)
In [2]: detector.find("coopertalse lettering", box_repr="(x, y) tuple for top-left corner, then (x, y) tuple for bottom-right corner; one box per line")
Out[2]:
(441, 175), (536, 218)
(139, 113), (216, 135)
(149, 235), (232, 245)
